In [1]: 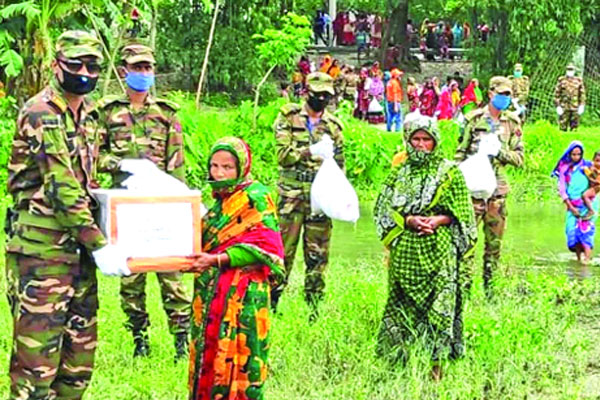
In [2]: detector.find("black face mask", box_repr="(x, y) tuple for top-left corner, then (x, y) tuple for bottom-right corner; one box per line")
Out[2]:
(307, 93), (331, 112)
(58, 67), (98, 95)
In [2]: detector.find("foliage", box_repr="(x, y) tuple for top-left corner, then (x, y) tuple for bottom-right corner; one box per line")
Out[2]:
(253, 13), (312, 74)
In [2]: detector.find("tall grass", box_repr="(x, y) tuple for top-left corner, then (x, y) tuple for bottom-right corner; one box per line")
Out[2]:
(0, 246), (598, 399)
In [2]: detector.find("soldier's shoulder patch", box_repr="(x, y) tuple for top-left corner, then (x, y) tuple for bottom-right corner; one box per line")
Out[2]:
(21, 101), (60, 128)
(155, 98), (180, 112)
(324, 112), (344, 130)
(280, 103), (301, 115)
(507, 75), (514, 81)
(464, 107), (485, 122)
(97, 95), (127, 109)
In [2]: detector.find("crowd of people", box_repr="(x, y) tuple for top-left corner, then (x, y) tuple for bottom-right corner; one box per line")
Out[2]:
(289, 55), (539, 134)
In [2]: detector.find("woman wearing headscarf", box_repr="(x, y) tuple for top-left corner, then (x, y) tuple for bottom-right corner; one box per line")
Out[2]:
(188, 137), (284, 400)
(552, 141), (598, 264)
(459, 78), (482, 115)
(354, 67), (371, 120)
(327, 59), (341, 79)
(419, 79), (438, 117)
(319, 55), (333, 74)
(406, 77), (420, 113)
(368, 65), (386, 124)
(374, 115), (476, 379)
(435, 80), (459, 120)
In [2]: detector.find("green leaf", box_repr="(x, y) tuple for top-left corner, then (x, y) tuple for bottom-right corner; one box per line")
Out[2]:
(0, 49), (23, 77)
(0, 1), (41, 21)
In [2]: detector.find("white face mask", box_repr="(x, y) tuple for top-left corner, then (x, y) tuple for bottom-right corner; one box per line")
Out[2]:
(566, 70), (575, 78)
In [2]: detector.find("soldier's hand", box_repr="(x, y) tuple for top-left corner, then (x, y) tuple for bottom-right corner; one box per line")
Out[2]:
(556, 106), (564, 116)
(93, 245), (131, 276)
(578, 105), (585, 115)
(309, 135), (334, 159)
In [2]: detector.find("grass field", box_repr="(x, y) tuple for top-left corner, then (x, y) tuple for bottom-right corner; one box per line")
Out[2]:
(1, 239), (600, 399)
(2, 121), (600, 399)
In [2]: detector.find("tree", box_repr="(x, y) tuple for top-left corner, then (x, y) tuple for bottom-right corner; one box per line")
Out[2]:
(251, 12), (311, 129)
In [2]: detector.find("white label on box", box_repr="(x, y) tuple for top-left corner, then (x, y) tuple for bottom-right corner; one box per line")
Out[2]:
(116, 202), (194, 258)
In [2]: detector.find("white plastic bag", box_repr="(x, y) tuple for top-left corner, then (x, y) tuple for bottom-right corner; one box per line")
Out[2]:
(458, 153), (497, 199)
(120, 158), (190, 193)
(310, 157), (360, 222)
(368, 98), (383, 113)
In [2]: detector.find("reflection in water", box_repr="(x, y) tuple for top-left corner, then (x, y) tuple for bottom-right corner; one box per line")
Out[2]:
(331, 200), (600, 278)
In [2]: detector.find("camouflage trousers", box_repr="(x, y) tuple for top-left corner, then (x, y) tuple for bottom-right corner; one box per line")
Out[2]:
(5, 252), (98, 400)
(463, 196), (507, 296)
(559, 110), (580, 131)
(120, 272), (191, 336)
(271, 197), (332, 309)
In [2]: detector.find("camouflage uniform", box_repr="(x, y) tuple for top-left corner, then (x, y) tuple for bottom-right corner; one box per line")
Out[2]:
(96, 44), (191, 347)
(5, 31), (107, 400)
(554, 65), (586, 131)
(508, 63), (530, 120)
(455, 77), (524, 296)
(271, 73), (345, 312)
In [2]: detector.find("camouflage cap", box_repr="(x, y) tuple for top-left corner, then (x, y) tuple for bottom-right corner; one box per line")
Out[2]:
(514, 63), (523, 71)
(306, 72), (335, 95)
(55, 30), (103, 61)
(489, 76), (513, 94)
(566, 63), (576, 71)
(121, 43), (155, 65)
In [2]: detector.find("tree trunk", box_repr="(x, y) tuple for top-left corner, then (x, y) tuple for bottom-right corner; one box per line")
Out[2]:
(379, 1), (396, 67)
(195, 0), (221, 108)
(394, 0), (409, 64)
(493, 7), (509, 70)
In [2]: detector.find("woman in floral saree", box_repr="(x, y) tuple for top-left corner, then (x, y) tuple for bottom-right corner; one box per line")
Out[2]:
(373, 115), (476, 378)
(188, 137), (284, 400)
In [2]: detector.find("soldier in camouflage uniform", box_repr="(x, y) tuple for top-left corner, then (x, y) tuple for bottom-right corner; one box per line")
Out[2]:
(554, 64), (586, 131)
(455, 77), (524, 298)
(271, 72), (345, 319)
(508, 63), (530, 121)
(96, 43), (191, 359)
(5, 31), (114, 400)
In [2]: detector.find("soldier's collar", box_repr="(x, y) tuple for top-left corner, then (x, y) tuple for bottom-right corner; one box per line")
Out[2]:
(48, 77), (69, 113)
(121, 93), (156, 106)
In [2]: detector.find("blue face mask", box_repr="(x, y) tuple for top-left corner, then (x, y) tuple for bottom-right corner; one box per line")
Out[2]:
(491, 94), (511, 111)
(125, 72), (155, 92)
(514, 71), (522, 78)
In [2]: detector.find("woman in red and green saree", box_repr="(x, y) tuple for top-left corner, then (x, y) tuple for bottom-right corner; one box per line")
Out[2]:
(188, 137), (284, 400)
(373, 115), (476, 379)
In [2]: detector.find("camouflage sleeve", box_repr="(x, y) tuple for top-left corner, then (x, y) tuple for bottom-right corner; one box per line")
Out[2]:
(454, 122), (472, 162)
(523, 77), (530, 102)
(331, 121), (346, 171)
(580, 80), (586, 106)
(95, 107), (120, 173)
(554, 80), (561, 106)
(166, 113), (185, 182)
(26, 111), (107, 251)
(274, 112), (306, 167)
(497, 123), (524, 168)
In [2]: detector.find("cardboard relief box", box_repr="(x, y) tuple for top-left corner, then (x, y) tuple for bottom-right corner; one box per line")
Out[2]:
(92, 189), (203, 273)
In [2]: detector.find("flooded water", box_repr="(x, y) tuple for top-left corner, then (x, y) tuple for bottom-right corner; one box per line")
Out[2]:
(331, 200), (600, 277)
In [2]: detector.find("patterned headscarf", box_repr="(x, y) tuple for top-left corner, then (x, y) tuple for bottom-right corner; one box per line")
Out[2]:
(403, 114), (442, 165)
(207, 136), (252, 194)
(551, 140), (584, 178)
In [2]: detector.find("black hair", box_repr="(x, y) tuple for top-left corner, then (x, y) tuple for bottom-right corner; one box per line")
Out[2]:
(594, 151), (600, 159)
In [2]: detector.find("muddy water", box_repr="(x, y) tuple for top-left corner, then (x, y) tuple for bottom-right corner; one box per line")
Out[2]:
(331, 200), (599, 277)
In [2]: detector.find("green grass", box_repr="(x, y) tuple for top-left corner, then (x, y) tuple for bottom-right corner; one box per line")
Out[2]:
(1, 242), (600, 399)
